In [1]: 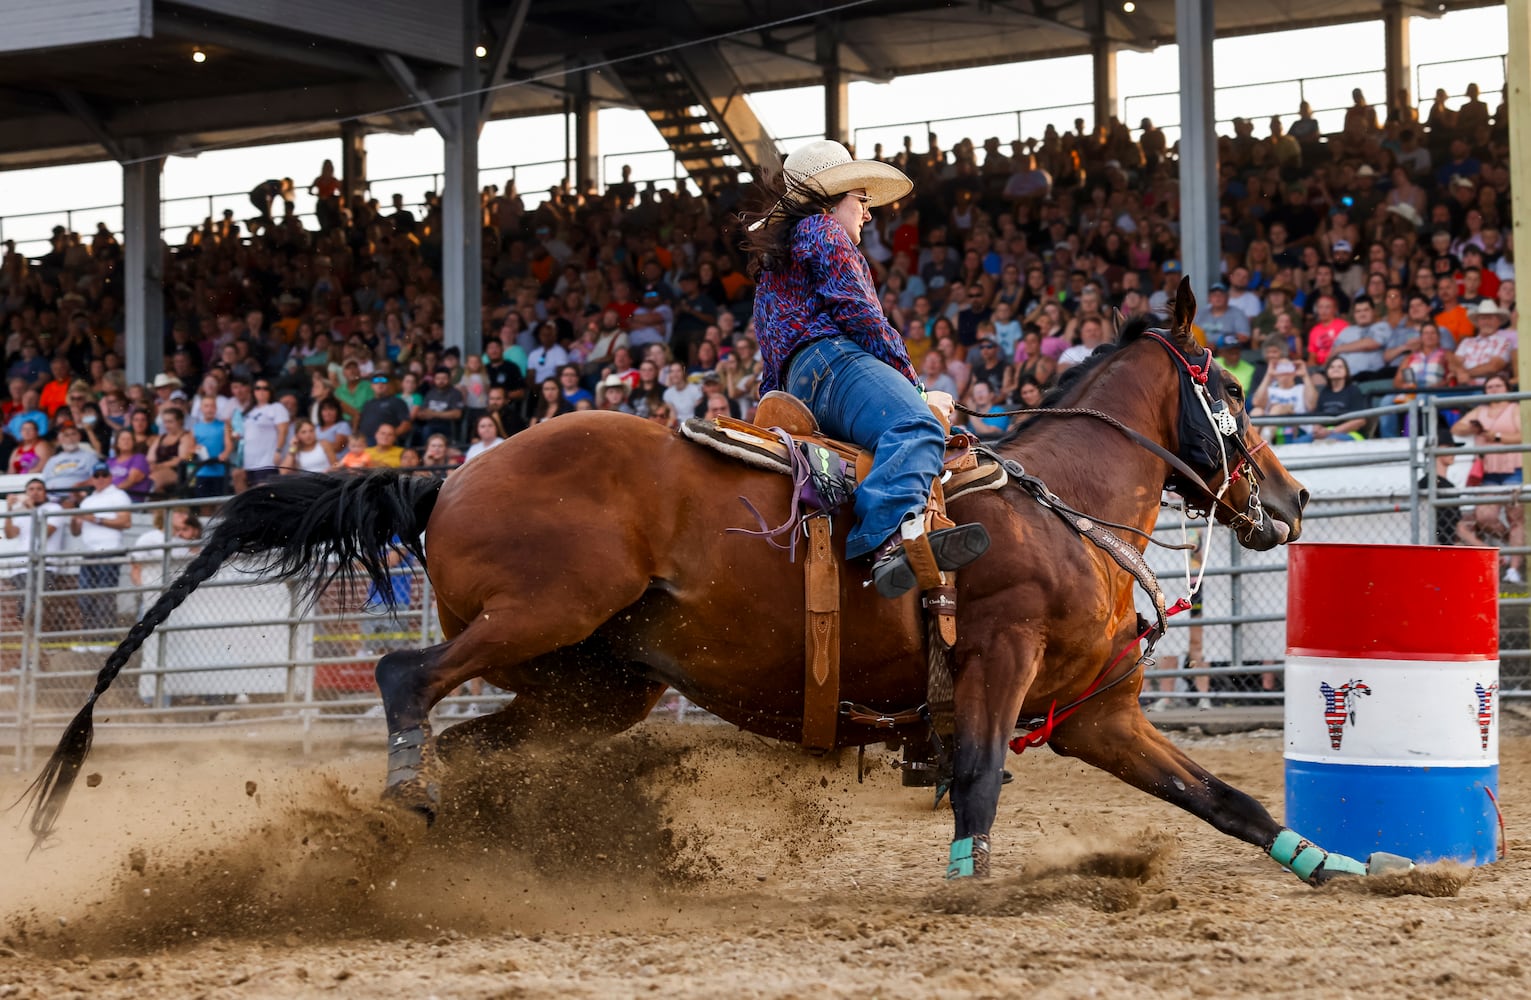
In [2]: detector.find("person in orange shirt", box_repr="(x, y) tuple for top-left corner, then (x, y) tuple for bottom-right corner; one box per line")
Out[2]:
(38, 356), (73, 417)
(1434, 275), (1474, 342)
(717, 255), (753, 305)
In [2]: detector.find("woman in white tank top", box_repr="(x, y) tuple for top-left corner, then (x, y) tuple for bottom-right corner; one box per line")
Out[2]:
(281, 419), (337, 475)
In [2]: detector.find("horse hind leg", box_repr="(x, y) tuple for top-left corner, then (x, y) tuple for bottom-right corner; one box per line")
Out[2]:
(433, 660), (667, 765)
(1047, 693), (1412, 885)
(374, 607), (548, 819)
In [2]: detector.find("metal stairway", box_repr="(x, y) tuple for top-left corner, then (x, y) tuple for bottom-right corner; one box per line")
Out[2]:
(617, 44), (773, 191)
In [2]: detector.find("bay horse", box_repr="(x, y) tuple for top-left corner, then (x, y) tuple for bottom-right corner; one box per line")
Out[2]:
(24, 280), (1413, 884)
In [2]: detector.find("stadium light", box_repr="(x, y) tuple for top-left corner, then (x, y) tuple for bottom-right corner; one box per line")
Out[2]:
(192, 47), (206, 63)
(1121, 1), (1135, 11)
(475, 44), (488, 58)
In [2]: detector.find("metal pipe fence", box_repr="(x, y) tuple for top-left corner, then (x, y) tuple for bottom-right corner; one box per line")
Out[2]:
(1142, 387), (1531, 708)
(6, 50), (1504, 255)
(3, 393), (1526, 763)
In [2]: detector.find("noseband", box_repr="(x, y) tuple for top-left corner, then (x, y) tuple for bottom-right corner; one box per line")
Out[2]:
(1140, 330), (1269, 535)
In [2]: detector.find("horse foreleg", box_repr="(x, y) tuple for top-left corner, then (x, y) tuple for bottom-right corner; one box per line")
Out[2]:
(1048, 695), (1413, 885)
(947, 626), (1042, 879)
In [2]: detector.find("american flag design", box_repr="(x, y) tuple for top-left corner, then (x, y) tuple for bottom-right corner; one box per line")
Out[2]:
(1476, 682), (1499, 751)
(1320, 680), (1372, 750)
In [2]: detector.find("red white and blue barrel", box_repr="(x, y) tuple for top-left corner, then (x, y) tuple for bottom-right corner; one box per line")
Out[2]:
(1285, 543), (1501, 865)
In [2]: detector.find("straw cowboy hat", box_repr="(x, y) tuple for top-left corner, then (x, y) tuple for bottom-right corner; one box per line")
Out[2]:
(781, 140), (912, 207)
(1386, 203), (1422, 228)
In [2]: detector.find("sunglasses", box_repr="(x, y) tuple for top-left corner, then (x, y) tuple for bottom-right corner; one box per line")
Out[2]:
(254, 384), (272, 390)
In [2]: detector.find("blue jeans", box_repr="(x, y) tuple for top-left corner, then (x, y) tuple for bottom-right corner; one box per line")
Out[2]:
(786, 336), (945, 559)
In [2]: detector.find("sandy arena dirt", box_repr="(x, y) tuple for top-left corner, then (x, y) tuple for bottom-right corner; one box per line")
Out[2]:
(0, 717), (1527, 999)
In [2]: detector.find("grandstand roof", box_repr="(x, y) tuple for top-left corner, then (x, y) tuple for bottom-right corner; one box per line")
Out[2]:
(0, 0), (1502, 171)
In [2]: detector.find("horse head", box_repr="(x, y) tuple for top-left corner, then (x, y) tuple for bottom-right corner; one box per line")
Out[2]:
(1166, 279), (1308, 551)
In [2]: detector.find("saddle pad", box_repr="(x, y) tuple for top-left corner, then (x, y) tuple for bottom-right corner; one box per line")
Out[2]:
(680, 417), (793, 473)
(680, 416), (1008, 502)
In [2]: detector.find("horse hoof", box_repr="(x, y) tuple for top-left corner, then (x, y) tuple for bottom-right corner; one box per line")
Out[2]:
(381, 779), (439, 827)
(1366, 852), (1415, 876)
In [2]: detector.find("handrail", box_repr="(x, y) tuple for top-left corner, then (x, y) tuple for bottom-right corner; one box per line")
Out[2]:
(0, 51), (1510, 255)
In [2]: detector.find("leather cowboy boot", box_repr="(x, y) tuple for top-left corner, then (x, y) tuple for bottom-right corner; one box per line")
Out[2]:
(870, 518), (990, 600)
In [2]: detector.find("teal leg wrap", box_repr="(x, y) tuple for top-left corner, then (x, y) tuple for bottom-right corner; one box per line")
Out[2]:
(1268, 828), (1366, 883)
(1322, 853), (1367, 877)
(945, 835), (990, 879)
(947, 837), (976, 879)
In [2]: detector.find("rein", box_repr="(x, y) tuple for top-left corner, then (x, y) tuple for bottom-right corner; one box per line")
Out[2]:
(954, 331), (1268, 534)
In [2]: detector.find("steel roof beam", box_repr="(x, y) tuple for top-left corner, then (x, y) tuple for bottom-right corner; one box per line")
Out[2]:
(53, 88), (125, 162)
(479, 0), (532, 126)
(379, 52), (455, 139)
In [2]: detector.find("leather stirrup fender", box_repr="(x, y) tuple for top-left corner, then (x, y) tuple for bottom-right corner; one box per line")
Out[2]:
(802, 516), (841, 750)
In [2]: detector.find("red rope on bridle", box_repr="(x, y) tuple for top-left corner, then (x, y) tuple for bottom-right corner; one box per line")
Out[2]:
(1143, 330), (1212, 386)
(1228, 435), (1269, 484)
(1008, 598), (1197, 755)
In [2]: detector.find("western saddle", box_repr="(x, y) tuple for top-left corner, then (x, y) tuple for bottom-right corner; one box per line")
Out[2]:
(682, 390), (1004, 751)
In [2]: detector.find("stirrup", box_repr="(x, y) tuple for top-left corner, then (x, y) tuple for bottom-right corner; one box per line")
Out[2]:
(871, 523), (991, 599)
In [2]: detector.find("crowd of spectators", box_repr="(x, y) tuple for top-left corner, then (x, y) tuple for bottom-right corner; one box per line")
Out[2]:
(0, 83), (1518, 513)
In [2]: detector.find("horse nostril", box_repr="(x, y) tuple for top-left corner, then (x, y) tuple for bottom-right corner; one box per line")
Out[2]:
(1298, 488), (1310, 510)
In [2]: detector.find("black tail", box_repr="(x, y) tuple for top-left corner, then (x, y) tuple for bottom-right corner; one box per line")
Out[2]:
(17, 470), (443, 847)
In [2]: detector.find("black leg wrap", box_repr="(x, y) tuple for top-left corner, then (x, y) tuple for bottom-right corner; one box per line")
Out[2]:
(383, 724), (439, 823)
(386, 724), (430, 787)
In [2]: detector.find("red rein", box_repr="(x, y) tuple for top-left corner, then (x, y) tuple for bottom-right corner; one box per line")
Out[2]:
(1009, 598), (1196, 755)
(1009, 331), (1238, 754)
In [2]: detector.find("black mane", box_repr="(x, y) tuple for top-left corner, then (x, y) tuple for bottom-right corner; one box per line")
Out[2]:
(1038, 313), (1161, 408)
(996, 313), (1167, 446)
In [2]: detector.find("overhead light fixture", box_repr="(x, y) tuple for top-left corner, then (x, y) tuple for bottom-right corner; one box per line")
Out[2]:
(1122, 1), (1136, 11)
(475, 44), (488, 58)
(192, 47), (206, 63)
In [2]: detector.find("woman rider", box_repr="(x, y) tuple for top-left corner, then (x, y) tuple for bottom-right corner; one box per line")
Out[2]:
(744, 141), (989, 598)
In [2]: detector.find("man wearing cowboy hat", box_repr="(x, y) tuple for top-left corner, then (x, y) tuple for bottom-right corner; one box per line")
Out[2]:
(1455, 300), (1516, 386)
(151, 372), (184, 407)
(744, 140), (989, 600)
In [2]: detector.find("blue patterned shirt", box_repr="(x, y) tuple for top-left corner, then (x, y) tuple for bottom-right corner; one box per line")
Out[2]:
(753, 214), (919, 396)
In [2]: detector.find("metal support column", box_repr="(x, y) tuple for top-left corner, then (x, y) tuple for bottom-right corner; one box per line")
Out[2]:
(573, 71), (600, 193)
(441, 0), (482, 359)
(1091, 36), (1118, 131)
(817, 21), (851, 147)
(341, 122), (368, 207)
(1175, 0), (1220, 294)
(1383, 1), (1412, 123)
(123, 154), (164, 387)
(1509, 0), (1531, 459)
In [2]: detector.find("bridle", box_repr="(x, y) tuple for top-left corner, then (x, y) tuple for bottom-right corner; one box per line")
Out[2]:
(1139, 330), (1270, 537)
(961, 328), (1272, 537)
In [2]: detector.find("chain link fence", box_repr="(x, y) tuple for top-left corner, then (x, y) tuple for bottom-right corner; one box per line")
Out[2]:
(2, 398), (1527, 763)
(1142, 390), (1531, 707)
(0, 495), (459, 769)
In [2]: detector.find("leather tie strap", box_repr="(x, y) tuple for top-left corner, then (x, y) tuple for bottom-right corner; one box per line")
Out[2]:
(802, 515), (841, 750)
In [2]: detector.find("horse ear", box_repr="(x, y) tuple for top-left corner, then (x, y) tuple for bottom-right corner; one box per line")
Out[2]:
(1173, 276), (1198, 339)
(1111, 307), (1125, 341)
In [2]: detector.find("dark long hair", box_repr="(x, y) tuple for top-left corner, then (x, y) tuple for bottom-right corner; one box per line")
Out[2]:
(739, 172), (841, 278)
